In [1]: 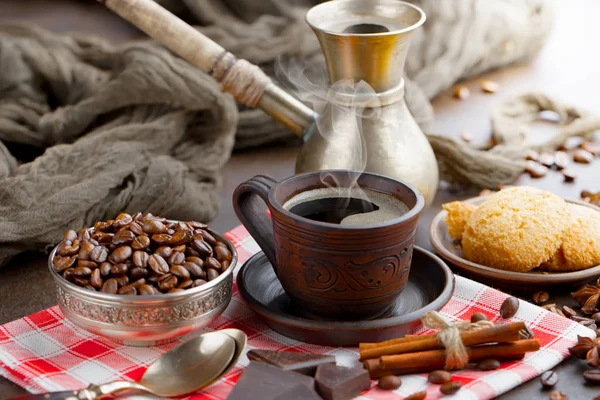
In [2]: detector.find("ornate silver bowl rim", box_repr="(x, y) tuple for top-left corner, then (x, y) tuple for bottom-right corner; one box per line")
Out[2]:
(48, 225), (237, 304)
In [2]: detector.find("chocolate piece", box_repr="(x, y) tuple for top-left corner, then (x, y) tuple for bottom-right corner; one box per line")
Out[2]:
(314, 364), (370, 400)
(227, 362), (315, 400)
(247, 349), (336, 376)
(273, 384), (322, 400)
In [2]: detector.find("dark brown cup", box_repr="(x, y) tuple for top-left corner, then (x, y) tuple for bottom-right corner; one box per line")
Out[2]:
(233, 170), (424, 321)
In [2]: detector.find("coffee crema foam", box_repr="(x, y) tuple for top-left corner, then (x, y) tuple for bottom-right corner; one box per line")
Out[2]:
(283, 187), (409, 226)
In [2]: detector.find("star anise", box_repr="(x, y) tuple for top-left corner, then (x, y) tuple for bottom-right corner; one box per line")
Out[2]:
(571, 278), (600, 315)
(568, 335), (600, 367)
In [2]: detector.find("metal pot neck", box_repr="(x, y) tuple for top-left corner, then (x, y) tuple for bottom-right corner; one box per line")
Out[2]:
(326, 79), (405, 108)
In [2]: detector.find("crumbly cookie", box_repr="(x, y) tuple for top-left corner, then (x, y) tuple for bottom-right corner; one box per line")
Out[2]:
(443, 201), (477, 240)
(541, 204), (600, 271)
(461, 187), (568, 272)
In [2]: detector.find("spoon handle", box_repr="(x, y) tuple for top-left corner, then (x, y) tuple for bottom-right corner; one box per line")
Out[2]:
(7, 392), (87, 400)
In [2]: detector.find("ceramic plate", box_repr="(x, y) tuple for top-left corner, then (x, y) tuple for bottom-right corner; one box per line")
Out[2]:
(236, 246), (454, 346)
(430, 196), (600, 290)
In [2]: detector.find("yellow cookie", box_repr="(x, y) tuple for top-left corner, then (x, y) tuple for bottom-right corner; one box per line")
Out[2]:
(443, 201), (477, 240)
(541, 204), (600, 271)
(461, 186), (568, 272)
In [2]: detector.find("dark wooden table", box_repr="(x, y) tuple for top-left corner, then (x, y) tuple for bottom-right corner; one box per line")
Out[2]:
(1, 1), (599, 398)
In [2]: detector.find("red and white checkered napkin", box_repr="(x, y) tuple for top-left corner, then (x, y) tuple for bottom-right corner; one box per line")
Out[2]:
(0, 225), (595, 400)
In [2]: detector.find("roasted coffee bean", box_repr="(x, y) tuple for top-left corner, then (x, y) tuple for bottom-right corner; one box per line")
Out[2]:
(186, 257), (204, 268)
(53, 256), (77, 273)
(131, 235), (151, 250)
(378, 375), (402, 390)
(177, 221), (191, 231)
(177, 279), (194, 289)
(205, 257), (222, 272)
(206, 268), (220, 281)
(193, 279), (207, 287)
(168, 288), (185, 293)
(549, 391), (567, 400)
(138, 284), (156, 295)
(582, 141), (600, 156)
(191, 239), (212, 257)
(110, 246), (132, 263)
(77, 259), (98, 269)
(110, 263), (128, 277)
(440, 381), (462, 395)
(574, 149), (594, 163)
(453, 85), (470, 100)
(480, 79), (499, 93)
(92, 232), (114, 244)
(214, 245), (232, 262)
(99, 262), (112, 277)
(195, 229), (217, 247)
(113, 213), (133, 229)
(554, 151), (569, 170)
(58, 240), (80, 256)
(64, 230), (78, 242)
(580, 319), (597, 329)
(152, 234), (172, 246)
(142, 219), (166, 234)
(478, 358), (500, 371)
(148, 254), (169, 275)
(129, 267), (148, 281)
(129, 278), (146, 289)
(428, 370), (451, 384)
(100, 278), (118, 294)
(132, 251), (149, 269)
(222, 260), (231, 271)
(188, 221), (208, 229)
(562, 305), (578, 319)
(170, 230), (192, 246)
(73, 266), (92, 278)
(526, 161), (548, 178)
(405, 392), (426, 400)
(90, 246), (108, 263)
(155, 246), (173, 258)
(592, 312), (600, 323)
(78, 241), (95, 260)
(146, 273), (160, 284)
(170, 264), (191, 280)
(94, 221), (112, 232)
(126, 220), (144, 236)
(172, 244), (186, 253)
(74, 277), (89, 287)
(539, 152), (555, 168)
(186, 247), (201, 258)
(584, 369), (600, 384)
(112, 230), (135, 246)
(181, 262), (204, 279)
(114, 275), (129, 287)
(158, 273), (178, 292)
(168, 251), (185, 266)
(500, 297), (519, 318)
(526, 150), (539, 162)
(63, 268), (75, 282)
(532, 291), (549, 305)
(90, 269), (103, 289)
(118, 284), (137, 295)
(540, 371), (558, 388)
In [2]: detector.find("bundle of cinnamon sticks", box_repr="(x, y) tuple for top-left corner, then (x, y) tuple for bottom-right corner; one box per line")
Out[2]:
(360, 322), (540, 378)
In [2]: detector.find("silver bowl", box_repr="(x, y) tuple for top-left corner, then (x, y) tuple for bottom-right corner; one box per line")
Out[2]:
(48, 227), (236, 346)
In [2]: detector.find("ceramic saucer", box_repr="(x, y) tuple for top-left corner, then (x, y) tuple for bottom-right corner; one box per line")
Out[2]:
(236, 246), (454, 346)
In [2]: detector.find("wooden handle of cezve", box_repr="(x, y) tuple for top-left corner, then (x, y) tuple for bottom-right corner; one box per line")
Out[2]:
(100, 0), (316, 136)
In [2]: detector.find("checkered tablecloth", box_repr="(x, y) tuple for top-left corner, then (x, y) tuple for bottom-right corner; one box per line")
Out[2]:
(0, 225), (595, 399)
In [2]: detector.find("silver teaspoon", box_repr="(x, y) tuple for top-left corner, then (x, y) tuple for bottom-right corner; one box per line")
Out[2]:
(10, 329), (245, 399)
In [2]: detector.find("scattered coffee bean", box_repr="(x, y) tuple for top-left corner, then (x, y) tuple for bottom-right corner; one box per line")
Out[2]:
(440, 381), (462, 395)
(480, 80), (499, 93)
(478, 358), (500, 371)
(592, 312), (600, 323)
(584, 369), (600, 384)
(428, 370), (452, 384)
(596, 329), (600, 338)
(526, 161), (548, 178)
(471, 312), (488, 323)
(549, 390), (567, 400)
(526, 150), (540, 162)
(582, 141), (600, 156)
(562, 305), (578, 319)
(562, 169), (576, 183)
(539, 152), (555, 168)
(532, 291), (549, 305)
(500, 297), (519, 318)
(453, 86), (470, 100)
(574, 149), (594, 164)
(378, 375), (402, 390)
(560, 137), (584, 151)
(405, 391), (426, 400)
(460, 132), (473, 142)
(554, 151), (569, 170)
(55, 214), (230, 295)
(540, 371), (558, 388)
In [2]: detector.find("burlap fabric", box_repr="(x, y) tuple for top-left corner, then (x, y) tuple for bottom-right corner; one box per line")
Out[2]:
(0, 0), (558, 265)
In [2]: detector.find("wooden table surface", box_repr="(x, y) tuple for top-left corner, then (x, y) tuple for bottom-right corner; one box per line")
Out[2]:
(1, 0), (599, 398)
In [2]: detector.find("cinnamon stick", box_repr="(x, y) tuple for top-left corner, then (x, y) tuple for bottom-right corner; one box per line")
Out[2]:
(363, 353), (526, 379)
(359, 334), (428, 351)
(360, 322), (525, 360)
(380, 339), (540, 371)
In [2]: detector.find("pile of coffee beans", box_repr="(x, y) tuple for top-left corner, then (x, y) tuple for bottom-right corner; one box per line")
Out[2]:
(52, 213), (232, 295)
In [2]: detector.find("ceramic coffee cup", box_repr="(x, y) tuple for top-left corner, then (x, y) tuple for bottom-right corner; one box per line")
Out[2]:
(233, 170), (424, 320)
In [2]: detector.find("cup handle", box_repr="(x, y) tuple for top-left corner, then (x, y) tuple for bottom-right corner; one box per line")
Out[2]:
(232, 175), (278, 273)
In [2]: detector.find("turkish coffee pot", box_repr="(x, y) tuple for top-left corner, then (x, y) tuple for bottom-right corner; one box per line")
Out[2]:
(101, 0), (439, 205)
